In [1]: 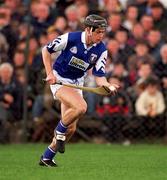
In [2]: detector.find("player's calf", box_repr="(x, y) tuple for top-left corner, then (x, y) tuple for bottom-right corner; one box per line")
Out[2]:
(66, 124), (76, 142)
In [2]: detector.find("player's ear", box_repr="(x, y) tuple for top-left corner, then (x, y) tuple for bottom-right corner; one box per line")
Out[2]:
(85, 27), (90, 35)
(86, 27), (93, 36)
(86, 27), (90, 32)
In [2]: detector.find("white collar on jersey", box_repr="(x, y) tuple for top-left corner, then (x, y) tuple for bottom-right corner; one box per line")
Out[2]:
(81, 32), (97, 49)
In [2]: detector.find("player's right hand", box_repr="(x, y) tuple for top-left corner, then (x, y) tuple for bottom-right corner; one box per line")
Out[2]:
(109, 84), (120, 95)
(45, 72), (57, 85)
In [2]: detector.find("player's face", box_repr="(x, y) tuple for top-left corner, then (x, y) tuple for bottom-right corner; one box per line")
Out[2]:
(92, 28), (106, 43)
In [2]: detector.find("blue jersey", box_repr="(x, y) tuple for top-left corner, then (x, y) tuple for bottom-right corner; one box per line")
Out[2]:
(46, 31), (107, 80)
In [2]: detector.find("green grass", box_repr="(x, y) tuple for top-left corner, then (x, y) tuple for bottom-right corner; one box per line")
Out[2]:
(0, 143), (167, 180)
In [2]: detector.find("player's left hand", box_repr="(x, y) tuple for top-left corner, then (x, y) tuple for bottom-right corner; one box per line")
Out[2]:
(44, 72), (57, 85)
(109, 84), (120, 95)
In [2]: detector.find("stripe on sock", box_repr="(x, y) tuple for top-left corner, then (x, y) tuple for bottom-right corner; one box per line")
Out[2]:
(48, 147), (56, 153)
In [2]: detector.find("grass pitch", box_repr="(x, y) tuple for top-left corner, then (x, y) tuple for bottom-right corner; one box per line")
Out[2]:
(0, 143), (167, 180)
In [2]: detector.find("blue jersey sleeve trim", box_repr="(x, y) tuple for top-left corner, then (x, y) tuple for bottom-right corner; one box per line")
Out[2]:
(92, 70), (106, 77)
(46, 46), (54, 54)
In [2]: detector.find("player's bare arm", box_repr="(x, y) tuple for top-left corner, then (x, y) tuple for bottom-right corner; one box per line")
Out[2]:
(95, 76), (119, 94)
(42, 33), (68, 85)
(42, 46), (57, 84)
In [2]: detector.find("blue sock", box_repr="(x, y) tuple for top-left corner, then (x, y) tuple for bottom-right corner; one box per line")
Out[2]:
(55, 120), (68, 134)
(43, 147), (56, 160)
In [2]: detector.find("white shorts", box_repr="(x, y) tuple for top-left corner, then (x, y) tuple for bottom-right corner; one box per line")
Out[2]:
(50, 70), (84, 99)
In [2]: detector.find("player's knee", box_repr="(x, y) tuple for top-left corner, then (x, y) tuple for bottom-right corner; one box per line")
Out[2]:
(76, 102), (87, 116)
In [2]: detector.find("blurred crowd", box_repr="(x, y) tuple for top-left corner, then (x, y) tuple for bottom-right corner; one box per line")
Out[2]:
(0, 0), (167, 143)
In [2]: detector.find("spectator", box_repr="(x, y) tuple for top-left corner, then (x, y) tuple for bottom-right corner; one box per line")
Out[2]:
(145, 0), (160, 14)
(76, 2), (89, 23)
(18, 23), (34, 40)
(13, 49), (25, 69)
(15, 68), (34, 115)
(47, 26), (62, 42)
(40, 0), (60, 20)
(65, 4), (79, 31)
(30, 2), (52, 37)
(147, 29), (164, 62)
(135, 76), (166, 136)
(107, 12), (128, 38)
(27, 36), (40, 65)
(123, 5), (139, 30)
(4, 0), (22, 15)
(128, 41), (155, 83)
(127, 0), (147, 19)
(0, 62), (23, 122)
(0, 32), (9, 63)
(137, 61), (154, 82)
(140, 14), (154, 35)
(128, 23), (145, 47)
(53, 16), (68, 34)
(115, 29), (134, 68)
(127, 62), (154, 109)
(135, 75), (165, 115)
(0, 5), (18, 60)
(84, 70), (97, 115)
(38, 31), (48, 47)
(104, 57), (114, 75)
(108, 62), (131, 89)
(150, 2), (167, 34)
(104, 0), (123, 15)
(16, 39), (26, 51)
(30, 1), (39, 18)
(154, 44), (167, 79)
(107, 39), (120, 63)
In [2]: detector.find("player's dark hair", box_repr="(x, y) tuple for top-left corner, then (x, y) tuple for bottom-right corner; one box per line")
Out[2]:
(84, 14), (107, 31)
